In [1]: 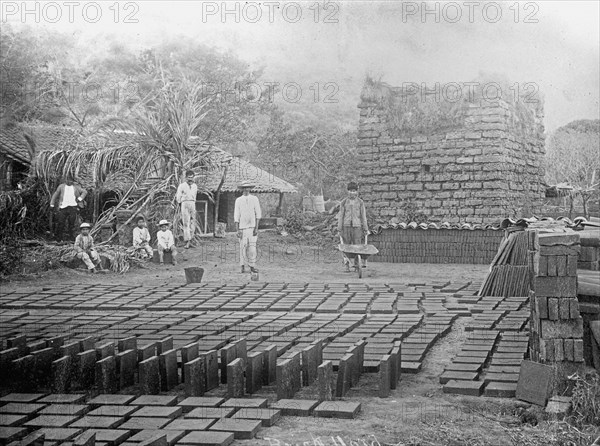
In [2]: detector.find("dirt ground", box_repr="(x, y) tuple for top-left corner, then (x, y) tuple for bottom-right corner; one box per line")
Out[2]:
(2, 231), (597, 445)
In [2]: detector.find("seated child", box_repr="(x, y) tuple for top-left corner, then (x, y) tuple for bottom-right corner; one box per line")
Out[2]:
(156, 219), (178, 265)
(74, 222), (103, 273)
(133, 216), (154, 259)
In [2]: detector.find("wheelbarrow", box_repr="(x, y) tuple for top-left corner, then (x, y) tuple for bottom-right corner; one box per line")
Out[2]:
(338, 233), (379, 278)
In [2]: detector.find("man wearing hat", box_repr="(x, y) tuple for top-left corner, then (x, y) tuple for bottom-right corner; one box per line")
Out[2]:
(176, 170), (198, 249)
(156, 219), (178, 265)
(74, 222), (103, 273)
(337, 181), (369, 271)
(234, 180), (261, 274)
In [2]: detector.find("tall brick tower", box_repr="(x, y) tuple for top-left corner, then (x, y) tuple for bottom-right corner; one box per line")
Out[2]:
(356, 80), (546, 224)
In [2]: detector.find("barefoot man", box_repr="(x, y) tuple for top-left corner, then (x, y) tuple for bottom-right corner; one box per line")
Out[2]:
(176, 170), (198, 249)
(234, 180), (261, 275)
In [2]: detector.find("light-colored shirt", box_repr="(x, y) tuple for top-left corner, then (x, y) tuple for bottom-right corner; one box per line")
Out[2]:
(74, 234), (94, 253)
(337, 197), (368, 231)
(133, 227), (151, 248)
(176, 182), (198, 204)
(61, 185), (77, 208)
(234, 194), (261, 230)
(157, 229), (175, 249)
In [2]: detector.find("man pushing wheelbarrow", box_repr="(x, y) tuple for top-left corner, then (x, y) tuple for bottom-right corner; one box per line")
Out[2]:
(337, 182), (378, 278)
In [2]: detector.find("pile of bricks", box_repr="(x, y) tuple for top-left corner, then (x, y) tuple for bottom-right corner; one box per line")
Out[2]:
(356, 82), (545, 224)
(369, 228), (504, 264)
(530, 231), (585, 389)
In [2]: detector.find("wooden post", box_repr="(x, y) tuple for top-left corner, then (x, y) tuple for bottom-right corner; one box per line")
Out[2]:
(276, 192), (284, 216)
(213, 165), (228, 236)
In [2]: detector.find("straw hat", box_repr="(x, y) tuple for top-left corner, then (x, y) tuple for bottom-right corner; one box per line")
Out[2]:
(80, 222), (91, 229)
(158, 219), (169, 226)
(238, 180), (255, 189)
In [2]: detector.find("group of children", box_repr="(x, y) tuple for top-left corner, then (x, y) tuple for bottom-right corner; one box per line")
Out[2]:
(74, 217), (178, 273)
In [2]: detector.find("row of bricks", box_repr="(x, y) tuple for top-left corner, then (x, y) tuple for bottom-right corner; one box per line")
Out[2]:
(533, 296), (580, 320)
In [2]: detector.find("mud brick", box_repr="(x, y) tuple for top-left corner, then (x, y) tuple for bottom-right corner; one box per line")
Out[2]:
(12, 355), (35, 389)
(535, 296), (548, 319)
(542, 318), (584, 339)
(96, 355), (117, 394)
(245, 351), (264, 394)
(439, 371), (478, 384)
(345, 346), (360, 387)
(119, 418), (171, 431)
(47, 335), (66, 353)
(554, 339), (565, 361)
(574, 339), (584, 362)
(138, 357), (161, 395)
(137, 344), (156, 363)
(0, 427), (27, 443)
(546, 256), (558, 276)
(563, 339), (574, 361)
(130, 396), (177, 407)
(540, 339), (555, 362)
(566, 255), (578, 276)
(0, 403), (46, 416)
(24, 415), (80, 428)
(275, 359), (293, 400)
(538, 256), (548, 276)
(234, 338), (247, 363)
(203, 350), (220, 391)
(301, 344), (318, 386)
(72, 430), (95, 446)
(96, 342), (115, 361)
(32, 348), (55, 378)
(220, 398), (267, 409)
(547, 298), (559, 320)
(70, 416), (125, 429)
(177, 431), (234, 446)
(39, 405), (88, 416)
(209, 419), (260, 440)
(159, 350), (178, 391)
(442, 380), (484, 396)
(135, 432), (168, 446)
(87, 406), (139, 418)
(286, 351), (302, 393)
(312, 401), (362, 419)
(0, 414), (27, 426)
(484, 373), (520, 383)
(7, 335), (28, 355)
(0, 348), (19, 379)
(184, 357), (207, 397)
(569, 299), (580, 319)
(178, 398), (225, 412)
(133, 407), (182, 419)
(401, 362), (422, 373)
(317, 361), (333, 402)
(88, 395), (136, 406)
(226, 358), (245, 398)
(262, 345), (277, 385)
(534, 277), (577, 298)
(0, 394), (45, 405)
(34, 427), (82, 442)
(128, 429), (186, 446)
(179, 343), (198, 383)
(117, 350), (137, 389)
(335, 354), (352, 397)
(270, 399), (318, 416)
(162, 419), (215, 431)
(185, 407), (235, 419)
(516, 360), (554, 406)
(378, 355), (391, 398)
(77, 350), (96, 388)
(18, 431), (46, 446)
(559, 299), (571, 320)
(231, 408), (280, 427)
(483, 382), (517, 398)
(60, 342), (81, 362)
(78, 336), (97, 353)
(38, 394), (85, 405)
(118, 337), (138, 353)
(156, 338), (173, 356)
(51, 356), (72, 393)
(219, 344), (237, 384)
(88, 429), (131, 446)
(556, 256), (567, 276)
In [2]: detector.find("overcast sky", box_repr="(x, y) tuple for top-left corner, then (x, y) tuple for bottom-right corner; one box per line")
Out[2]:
(3, 1), (599, 131)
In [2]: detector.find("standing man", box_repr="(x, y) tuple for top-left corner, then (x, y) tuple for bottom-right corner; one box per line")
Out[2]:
(176, 170), (198, 249)
(50, 175), (87, 242)
(337, 182), (369, 271)
(234, 180), (261, 274)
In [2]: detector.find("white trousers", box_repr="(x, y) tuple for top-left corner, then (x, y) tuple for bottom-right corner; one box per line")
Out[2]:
(77, 250), (99, 270)
(239, 228), (258, 267)
(181, 201), (196, 242)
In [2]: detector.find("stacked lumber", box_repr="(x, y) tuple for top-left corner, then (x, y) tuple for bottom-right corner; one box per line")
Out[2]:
(479, 230), (532, 297)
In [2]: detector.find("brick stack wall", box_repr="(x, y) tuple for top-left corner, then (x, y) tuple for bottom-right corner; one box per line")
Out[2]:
(357, 92), (545, 224)
(530, 230), (584, 391)
(369, 229), (504, 264)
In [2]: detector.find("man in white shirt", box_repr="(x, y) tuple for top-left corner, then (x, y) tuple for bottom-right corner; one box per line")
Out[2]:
(234, 180), (261, 274)
(50, 175), (87, 242)
(175, 170), (198, 249)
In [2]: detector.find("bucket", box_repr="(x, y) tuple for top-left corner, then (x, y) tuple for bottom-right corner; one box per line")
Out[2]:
(184, 267), (204, 284)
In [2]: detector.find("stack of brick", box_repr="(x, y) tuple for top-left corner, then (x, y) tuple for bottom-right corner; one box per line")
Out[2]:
(356, 81), (545, 224)
(578, 231), (600, 271)
(370, 228), (503, 264)
(530, 230), (584, 390)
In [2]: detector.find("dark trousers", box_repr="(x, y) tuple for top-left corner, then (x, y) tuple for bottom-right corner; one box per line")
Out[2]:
(55, 206), (79, 241)
(341, 226), (363, 245)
